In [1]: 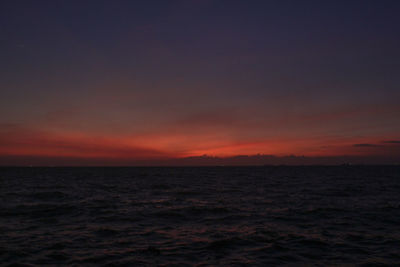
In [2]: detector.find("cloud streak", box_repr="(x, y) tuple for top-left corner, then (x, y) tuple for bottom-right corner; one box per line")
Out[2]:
(353, 143), (381, 147)
(0, 125), (177, 160)
(382, 140), (400, 144)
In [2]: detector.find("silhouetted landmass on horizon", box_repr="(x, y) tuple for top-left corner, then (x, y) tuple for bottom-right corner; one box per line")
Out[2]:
(1, 154), (400, 166)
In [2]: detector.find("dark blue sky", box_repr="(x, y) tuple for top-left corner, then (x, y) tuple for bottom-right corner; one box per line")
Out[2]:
(1, 0), (400, 164)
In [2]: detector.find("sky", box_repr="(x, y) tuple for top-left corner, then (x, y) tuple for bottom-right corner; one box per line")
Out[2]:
(1, 0), (400, 165)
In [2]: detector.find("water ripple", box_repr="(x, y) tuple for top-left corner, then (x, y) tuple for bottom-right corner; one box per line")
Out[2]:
(0, 166), (399, 265)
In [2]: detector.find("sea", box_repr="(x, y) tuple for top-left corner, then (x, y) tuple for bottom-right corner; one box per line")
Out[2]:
(1, 166), (399, 266)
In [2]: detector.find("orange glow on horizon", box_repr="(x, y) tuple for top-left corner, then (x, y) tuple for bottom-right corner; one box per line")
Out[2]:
(1, 125), (398, 162)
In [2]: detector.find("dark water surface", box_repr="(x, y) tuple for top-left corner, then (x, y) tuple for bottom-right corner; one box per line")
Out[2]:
(1, 166), (399, 266)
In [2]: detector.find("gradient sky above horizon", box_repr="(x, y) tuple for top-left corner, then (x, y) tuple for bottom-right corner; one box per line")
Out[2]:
(1, 0), (400, 164)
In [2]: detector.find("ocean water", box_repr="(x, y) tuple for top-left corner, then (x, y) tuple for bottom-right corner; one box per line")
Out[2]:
(0, 166), (399, 266)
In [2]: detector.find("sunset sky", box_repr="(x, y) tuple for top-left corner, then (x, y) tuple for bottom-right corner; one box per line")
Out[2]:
(1, 0), (400, 165)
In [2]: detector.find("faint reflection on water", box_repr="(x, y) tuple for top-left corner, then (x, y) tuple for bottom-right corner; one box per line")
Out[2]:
(0, 166), (399, 266)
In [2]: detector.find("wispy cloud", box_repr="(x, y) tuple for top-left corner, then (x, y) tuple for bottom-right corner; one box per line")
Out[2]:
(0, 126), (177, 160)
(353, 143), (381, 147)
(382, 140), (400, 144)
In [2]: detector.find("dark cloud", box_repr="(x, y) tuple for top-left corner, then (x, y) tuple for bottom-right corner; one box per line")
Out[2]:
(382, 140), (400, 144)
(353, 143), (381, 147)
